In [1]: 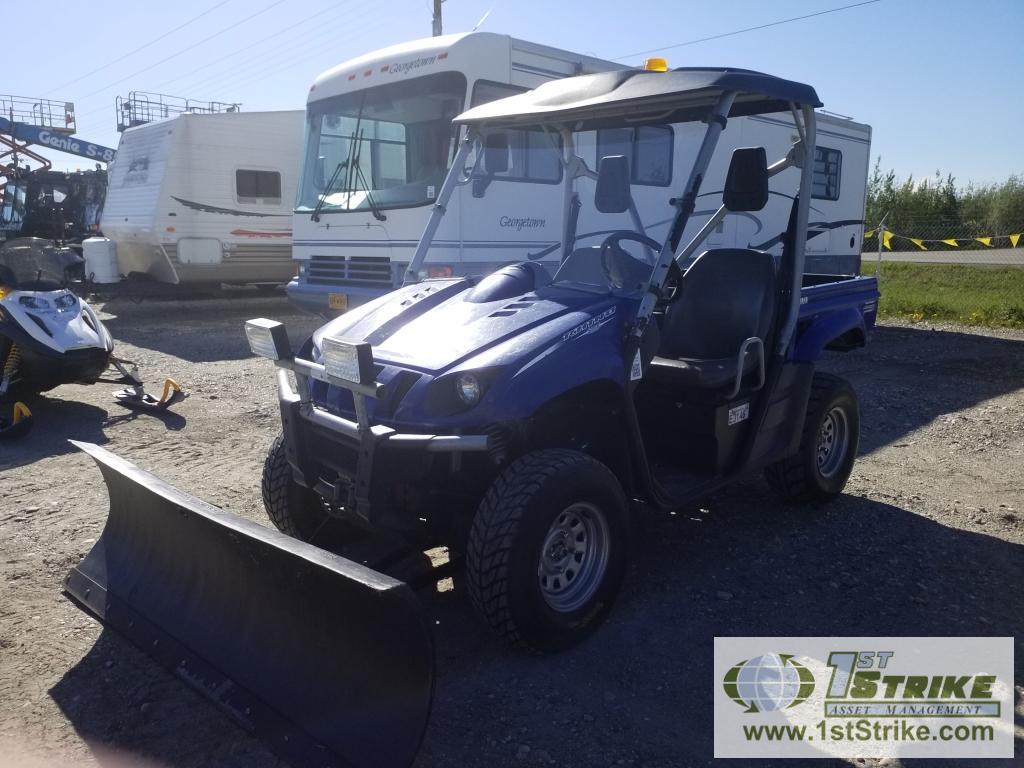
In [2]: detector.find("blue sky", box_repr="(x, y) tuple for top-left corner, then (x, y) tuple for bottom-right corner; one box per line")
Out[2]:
(9, 0), (1023, 184)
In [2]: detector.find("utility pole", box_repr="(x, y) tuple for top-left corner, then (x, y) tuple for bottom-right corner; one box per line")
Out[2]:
(432, 0), (444, 36)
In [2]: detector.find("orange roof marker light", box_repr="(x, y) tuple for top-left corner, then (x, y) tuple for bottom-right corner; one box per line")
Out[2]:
(644, 57), (669, 72)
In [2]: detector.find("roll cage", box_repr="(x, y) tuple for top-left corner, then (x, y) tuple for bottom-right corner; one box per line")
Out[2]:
(405, 67), (821, 358)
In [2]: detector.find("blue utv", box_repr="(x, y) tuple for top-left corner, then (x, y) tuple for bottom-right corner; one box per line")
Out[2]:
(252, 66), (878, 651)
(66, 68), (878, 768)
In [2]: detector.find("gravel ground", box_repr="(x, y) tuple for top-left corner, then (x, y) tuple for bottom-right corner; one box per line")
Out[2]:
(1, 296), (1021, 768)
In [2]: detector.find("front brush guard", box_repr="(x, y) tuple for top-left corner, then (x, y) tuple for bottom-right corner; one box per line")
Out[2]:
(64, 442), (434, 768)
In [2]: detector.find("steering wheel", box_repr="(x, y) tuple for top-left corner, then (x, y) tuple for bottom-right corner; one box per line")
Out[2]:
(599, 231), (663, 289)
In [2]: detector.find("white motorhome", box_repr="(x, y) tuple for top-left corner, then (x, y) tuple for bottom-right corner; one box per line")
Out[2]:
(102, 110), (303, 284)
(288, 33), (870, 315)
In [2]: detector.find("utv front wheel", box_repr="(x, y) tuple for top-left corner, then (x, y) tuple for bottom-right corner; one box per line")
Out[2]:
(765, 372), (860, 503)
(466, 449), (629, 654)
(261, 433), (331, 541)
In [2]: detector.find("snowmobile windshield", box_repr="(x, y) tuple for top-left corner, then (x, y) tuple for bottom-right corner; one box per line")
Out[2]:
(0, 238), (84, 290)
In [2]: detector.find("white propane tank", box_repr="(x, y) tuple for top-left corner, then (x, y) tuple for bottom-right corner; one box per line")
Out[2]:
(82, 237), (120, 283)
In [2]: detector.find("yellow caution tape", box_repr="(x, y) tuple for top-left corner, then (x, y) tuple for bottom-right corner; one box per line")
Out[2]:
(865, 229), (1023, 248)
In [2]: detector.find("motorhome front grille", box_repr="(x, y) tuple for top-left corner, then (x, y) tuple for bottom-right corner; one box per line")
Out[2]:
(307, 255), (392, 287)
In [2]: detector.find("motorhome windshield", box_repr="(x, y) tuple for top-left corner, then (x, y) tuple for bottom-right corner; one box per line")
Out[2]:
(296, 71), (466, 214)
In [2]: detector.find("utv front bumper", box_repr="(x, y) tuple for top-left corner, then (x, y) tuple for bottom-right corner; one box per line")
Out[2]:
(275, 357), (491, 531)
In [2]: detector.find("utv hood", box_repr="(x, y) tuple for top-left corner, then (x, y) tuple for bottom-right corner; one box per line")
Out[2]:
(312, 272), (621, 375)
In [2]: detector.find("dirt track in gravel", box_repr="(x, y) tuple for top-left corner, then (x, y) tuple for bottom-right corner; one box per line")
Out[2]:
(1, 295), (1021, 767)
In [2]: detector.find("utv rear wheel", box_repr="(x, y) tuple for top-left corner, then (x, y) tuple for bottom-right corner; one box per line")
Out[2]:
(466, 449), (629, 654)
(262, 433), (332, 541)
(765, 372), (859, 503)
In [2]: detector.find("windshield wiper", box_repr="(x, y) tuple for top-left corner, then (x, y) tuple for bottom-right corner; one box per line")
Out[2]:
(349, 132), (386, 222)
(310, 159), (349, 222)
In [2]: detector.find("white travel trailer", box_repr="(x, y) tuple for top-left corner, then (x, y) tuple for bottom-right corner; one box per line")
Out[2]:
(288, 33), (871, 315)
(102, 110), (303, 284)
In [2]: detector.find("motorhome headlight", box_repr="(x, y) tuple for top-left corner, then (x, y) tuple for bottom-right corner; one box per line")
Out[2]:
(19, 295), (51, 311)
(455, 373), (481, 406)
(244, 318), (292, 361)
(427, 265), (454, 279)
(322, 336), (374, 385)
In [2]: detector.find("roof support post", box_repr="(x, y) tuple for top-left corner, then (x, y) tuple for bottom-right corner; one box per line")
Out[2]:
(776, 103), (816, 356)
(404, 133), (474, 285)
(634, 90), (736, 335)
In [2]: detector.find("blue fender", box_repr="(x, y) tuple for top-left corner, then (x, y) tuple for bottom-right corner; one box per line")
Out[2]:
(792, 306), (866, 362)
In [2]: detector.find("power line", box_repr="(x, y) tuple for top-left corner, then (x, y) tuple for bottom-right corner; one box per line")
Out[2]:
(48, 0), (235, 95)
(613, 0), (882, 60)
(74, 3), (374, 122)
(73, 0), (290, 102)
(181, 10), (390, 103)
(71, 6), (388, 130)
(147, 1), (352, 94)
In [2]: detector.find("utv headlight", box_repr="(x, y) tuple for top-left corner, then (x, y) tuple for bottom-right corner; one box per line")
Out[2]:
(322, 336), (374, 385)
(455, 372), (482, 406)
(245, 318), (292, 361)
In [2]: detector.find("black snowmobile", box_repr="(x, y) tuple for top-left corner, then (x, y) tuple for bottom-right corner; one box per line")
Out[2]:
(0, 237), (184, 438)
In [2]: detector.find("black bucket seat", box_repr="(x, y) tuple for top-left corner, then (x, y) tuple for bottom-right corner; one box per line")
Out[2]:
(649, 248), (776, 395)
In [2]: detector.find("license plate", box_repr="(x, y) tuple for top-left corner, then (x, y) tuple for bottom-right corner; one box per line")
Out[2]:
(328, 293), (348, 311)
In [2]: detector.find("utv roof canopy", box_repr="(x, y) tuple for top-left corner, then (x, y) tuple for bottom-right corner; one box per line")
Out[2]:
(455, 67), (822, 129)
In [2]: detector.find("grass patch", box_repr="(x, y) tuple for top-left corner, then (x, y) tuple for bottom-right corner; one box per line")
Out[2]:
(861, 261), (1024, 328)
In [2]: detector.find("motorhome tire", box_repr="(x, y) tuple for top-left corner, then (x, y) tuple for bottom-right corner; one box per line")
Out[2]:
(261, 432), (333, 542)
(764, 372), (859, 503)
(466, 449), (629, 654)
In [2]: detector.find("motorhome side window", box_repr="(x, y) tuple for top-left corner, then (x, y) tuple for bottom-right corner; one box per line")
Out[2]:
(812, 146), (841, 200)
(471, 81), (525, 107)
(471, 80), (561, 185)
(236, 170), (282, 204)
(596, 126), (673, 186)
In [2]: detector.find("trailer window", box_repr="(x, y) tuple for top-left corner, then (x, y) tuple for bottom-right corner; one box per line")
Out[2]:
(596, 126), (673, 187)
(812, 146), (841, 201)
(236, 170), (282, 204)
(471, 80), (525, 107)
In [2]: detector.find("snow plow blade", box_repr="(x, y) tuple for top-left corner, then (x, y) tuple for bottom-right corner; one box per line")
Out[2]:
(63, 441), (434, 768)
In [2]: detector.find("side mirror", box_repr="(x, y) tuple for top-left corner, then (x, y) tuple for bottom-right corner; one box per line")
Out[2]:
(723, 147), (769, 212)
(483, 133), (509, 174)
(595, 155), (631, 214)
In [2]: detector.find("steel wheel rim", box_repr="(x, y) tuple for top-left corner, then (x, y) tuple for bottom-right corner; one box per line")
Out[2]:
(537, 501), (610, 613)
(816, 406), (849, 478)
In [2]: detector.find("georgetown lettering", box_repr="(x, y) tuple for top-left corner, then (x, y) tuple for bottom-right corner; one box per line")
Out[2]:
(499, 216), (546, 232)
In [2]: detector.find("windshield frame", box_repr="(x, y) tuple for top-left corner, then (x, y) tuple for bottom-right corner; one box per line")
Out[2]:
(405, 91), (818, 356)
(295, 71), (468, 216)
